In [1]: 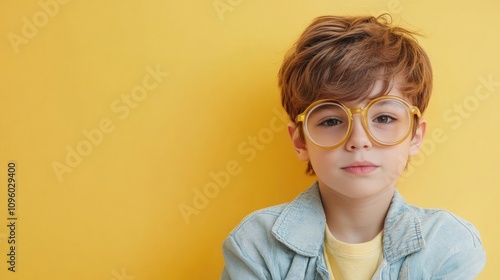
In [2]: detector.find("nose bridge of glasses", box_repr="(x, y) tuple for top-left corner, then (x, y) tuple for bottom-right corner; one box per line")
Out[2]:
(348, 107), (364, 116)
(346, 107), (370, 135)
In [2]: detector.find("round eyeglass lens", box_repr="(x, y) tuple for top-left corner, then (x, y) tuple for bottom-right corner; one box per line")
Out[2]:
(366, 99), (411, 144)
(305, 102), (350, 148)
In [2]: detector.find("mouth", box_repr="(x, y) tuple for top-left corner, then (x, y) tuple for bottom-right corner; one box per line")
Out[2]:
(341, 161), (379, 175)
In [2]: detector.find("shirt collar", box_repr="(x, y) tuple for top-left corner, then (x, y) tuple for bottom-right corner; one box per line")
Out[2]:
(382, 190), (426, 263)
(271, 182), (326, 257)
(271, 182), (425, 261)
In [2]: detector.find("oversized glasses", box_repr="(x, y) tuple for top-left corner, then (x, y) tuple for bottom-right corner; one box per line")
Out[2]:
(295, 96), (421, 149)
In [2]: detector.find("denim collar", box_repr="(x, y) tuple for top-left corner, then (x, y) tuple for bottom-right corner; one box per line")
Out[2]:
(382, 187), (426, 262)
(271, 182), (425, 262)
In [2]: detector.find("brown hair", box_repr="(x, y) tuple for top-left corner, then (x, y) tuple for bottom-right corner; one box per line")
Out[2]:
(278, 14), (433, 175)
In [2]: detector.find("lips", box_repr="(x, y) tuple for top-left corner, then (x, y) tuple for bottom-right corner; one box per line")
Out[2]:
(341, 161), (379, 175)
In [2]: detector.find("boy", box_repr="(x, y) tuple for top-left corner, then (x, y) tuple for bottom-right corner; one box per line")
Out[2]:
(221, 15), (486, 279)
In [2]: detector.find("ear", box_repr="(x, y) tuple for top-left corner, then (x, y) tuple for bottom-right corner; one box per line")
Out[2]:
(409, 118), (427, 156)
(287, 122), (310, 161)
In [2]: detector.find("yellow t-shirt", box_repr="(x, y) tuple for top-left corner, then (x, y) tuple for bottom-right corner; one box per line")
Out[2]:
(323, 227), (383, 280)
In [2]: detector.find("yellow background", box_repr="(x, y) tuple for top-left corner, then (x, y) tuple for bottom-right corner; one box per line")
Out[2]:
(1, 0), (499, 279)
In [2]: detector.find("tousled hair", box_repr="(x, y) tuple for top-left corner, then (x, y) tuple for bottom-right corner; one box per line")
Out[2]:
(278, 14), (433, 175)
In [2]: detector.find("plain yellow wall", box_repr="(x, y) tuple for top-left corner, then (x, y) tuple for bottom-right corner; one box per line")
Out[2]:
(1, 0), (498, 279)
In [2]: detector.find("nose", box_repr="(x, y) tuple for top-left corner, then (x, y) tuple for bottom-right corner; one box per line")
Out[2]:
(345, 115), (373, 151)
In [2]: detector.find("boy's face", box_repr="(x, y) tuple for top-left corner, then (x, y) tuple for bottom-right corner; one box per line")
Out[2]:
(288, 80), (426, 199)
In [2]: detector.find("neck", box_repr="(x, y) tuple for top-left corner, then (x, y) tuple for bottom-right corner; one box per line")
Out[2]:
(319, 182), (395, 244)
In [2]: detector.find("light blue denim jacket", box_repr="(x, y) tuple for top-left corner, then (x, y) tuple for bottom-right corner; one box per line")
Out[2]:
(221, 182), (486, 279)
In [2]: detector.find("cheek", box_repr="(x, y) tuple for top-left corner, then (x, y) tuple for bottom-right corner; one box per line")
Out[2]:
(386, 146), (411, 174)
(308, 149), (340, 172)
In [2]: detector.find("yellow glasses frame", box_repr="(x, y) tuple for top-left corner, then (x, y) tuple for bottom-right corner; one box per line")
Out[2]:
(295, 95), (422, 149)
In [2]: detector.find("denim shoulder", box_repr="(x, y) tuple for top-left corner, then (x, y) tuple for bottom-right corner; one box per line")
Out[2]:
(228, 203), (287, 239)
(221, 203), (293, 279)
(408, 206), (486, 277)
(411, 206), (483, 249)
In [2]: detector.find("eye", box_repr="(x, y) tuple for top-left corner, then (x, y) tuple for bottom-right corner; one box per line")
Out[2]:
(319, 118), (343, 126)
(373, 115), (396, 123)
